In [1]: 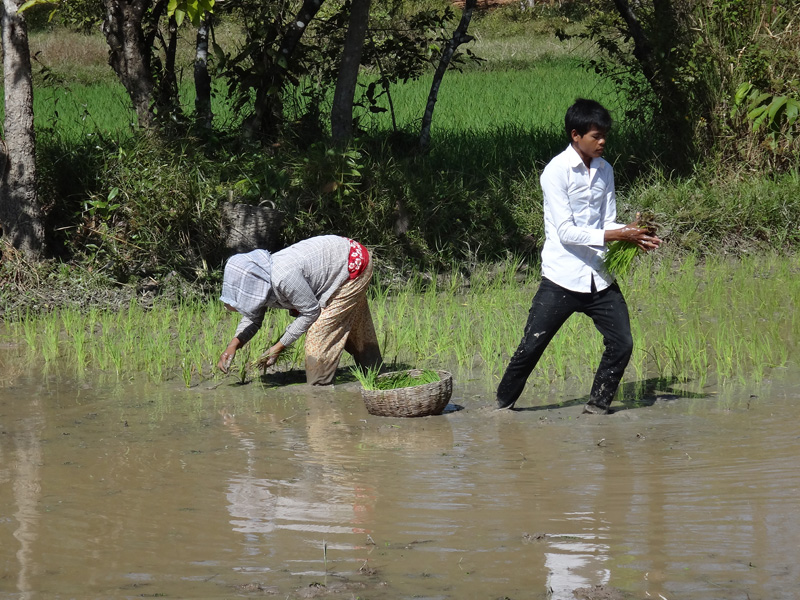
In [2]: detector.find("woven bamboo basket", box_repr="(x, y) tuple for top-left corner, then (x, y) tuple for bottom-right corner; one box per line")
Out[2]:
(360, 370), (453, 418)
(222, 199), (281, 253)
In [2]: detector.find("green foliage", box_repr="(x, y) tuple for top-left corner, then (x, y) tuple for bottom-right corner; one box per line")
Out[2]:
(66, 135), (227, 279)
(620, 171), (800, 253)
(12, 14), (800, 280)
(679, 0), (799, 170)
(734, 82), (799, 134)
(23, 0), (104, 32)
(564, 0), (800, 172)
(215, 0), (288, 118)
(167, 0), (215, 27)
(562, 0), (697, 168)
(730, 81), (800, 169)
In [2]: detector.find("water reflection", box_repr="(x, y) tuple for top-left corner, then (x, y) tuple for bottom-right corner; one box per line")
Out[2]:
(0, 385), (44, 599)
(544, 518), (610, 598)
(221, 394), (380, 576)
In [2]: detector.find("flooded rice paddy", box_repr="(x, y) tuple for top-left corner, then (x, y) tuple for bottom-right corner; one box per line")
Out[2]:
(2, 350), (799, 600)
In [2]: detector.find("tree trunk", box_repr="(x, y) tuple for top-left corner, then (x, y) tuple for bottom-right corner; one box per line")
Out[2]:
(0, 0), (45, 257)
(102, 0), (156, 128)
(244, 0), (326, 141)
(156, 14), (179, 118)
(330, 0), (371, 146)
(194, 14), (213, 129)
(418, 0), (476, 151)
(611, 0), (691, 152)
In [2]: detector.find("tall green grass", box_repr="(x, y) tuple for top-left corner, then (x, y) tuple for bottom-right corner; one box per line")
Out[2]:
(13, 59), (616, 144)
(360, 57), (619, 135)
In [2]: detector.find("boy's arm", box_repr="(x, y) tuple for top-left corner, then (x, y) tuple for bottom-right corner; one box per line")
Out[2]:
(541, 167), (605, 247)
(602, 168), (624, 231)
(604, 221), (662, 250)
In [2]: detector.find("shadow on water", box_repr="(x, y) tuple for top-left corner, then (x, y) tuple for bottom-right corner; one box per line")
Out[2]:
(511, 376), (710, 413)
(258, 360), (419, 388)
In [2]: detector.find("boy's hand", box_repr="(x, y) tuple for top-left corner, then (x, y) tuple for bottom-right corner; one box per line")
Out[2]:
(606, 222), (662, 252)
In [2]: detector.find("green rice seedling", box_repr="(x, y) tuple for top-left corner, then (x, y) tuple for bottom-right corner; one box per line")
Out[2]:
(200, 302), (232, 376)
(236, 345), (252, 384)
(180, 356), (194, 387)
(604, 241), (639, 279)
(41, 312), (61, 363)
(106, 341), (124, 379)
(352, 365), (440, 391)
(20, 310), (38, 354)
(351, 364), (382, 390)
(3, 250), (797, 395)
(604, 211), (658, 279)
(62, 310), (89, 372)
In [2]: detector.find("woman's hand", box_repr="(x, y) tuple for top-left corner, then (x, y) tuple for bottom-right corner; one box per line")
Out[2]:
(217, 340), (241, 373)
(256, 342), (286, 372)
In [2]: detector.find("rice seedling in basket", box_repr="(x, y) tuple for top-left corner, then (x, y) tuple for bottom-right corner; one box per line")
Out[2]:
(352, 365), (440, 390)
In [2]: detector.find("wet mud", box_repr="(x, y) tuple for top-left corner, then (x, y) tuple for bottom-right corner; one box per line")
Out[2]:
(1, 352), (799, 599)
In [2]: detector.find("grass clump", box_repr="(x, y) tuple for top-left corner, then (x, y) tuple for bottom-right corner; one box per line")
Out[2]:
(353, 366), (440, 391)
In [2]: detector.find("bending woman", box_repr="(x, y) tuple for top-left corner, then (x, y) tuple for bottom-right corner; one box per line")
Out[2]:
(218, 235), (382, 385)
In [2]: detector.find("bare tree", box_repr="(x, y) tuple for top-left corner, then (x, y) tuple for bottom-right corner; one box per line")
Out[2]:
(194, 14), (213, 129)
(243, 0), (326, 141)
(155, 14), (180, 118)
(1, 0), (45, 257)
(330, 0), (371, 145)
(102, 0), (158, 128)
(419, 0), (476, 151)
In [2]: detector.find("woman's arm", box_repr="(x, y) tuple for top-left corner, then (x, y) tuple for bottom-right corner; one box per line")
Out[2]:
(217, 313), (263, 373)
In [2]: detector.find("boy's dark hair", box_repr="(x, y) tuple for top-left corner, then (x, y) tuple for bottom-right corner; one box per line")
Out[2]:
(565, 98), (612, 139)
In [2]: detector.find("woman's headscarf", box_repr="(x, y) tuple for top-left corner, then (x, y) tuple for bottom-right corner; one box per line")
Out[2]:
(219, 249), (273, 320)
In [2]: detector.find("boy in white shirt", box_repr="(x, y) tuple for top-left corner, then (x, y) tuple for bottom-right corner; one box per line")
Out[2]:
(496, 99), (661, 414)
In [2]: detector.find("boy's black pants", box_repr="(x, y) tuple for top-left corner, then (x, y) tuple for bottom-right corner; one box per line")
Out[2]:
(496, 277), (633, 409)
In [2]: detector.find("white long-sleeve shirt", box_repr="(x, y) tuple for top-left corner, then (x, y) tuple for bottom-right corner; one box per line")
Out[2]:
(539, 144), (625, 293)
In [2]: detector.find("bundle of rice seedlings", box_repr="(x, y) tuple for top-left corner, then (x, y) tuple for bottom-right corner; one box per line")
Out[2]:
(603, 211), (658, 279)
(352, 365), (440, 391)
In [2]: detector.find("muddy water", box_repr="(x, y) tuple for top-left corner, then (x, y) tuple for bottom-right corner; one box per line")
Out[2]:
(1, 358), (799, 600)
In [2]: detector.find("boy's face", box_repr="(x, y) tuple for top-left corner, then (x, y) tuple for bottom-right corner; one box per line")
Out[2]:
(571, 126), (607, 162)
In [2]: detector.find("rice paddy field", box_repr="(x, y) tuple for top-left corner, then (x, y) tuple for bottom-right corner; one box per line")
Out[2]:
(2, 251), (797, 403)
(3, 249), (800, 600)
(10, 21), (617, 152)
